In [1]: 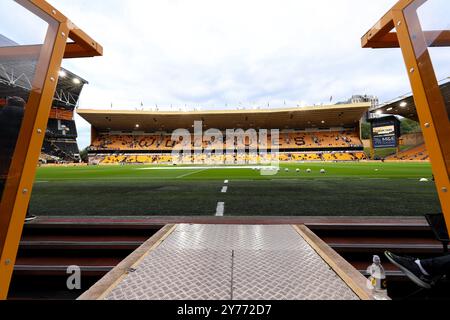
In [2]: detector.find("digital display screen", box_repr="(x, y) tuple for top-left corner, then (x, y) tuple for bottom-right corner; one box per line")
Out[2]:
(371, 120), (399, 148)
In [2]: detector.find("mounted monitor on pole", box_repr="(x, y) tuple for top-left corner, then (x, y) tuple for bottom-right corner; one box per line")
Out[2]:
(368, 116), (401, 157)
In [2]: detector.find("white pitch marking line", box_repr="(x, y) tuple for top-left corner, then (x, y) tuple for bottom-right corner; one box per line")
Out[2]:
(216, 202), (225, 217)
(137, 166), (277, 170)
(221, 186), (228, 193)
(176, 169), (207, 179)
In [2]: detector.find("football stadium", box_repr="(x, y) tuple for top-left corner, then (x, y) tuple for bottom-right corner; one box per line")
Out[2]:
(0, 0), (449, 308)
(29, 105), (440, 218)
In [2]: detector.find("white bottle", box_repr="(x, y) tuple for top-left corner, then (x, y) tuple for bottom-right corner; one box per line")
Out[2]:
(366, 255), (388, 299)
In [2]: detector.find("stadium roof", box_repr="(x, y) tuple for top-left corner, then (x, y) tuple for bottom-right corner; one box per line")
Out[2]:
(0, 34), (88, 109)
(373, 78), (450, 121)
(77, 103), (370, 132)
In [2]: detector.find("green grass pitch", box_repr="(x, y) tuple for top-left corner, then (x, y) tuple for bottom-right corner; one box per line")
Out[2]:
(30, 162), (441, 217)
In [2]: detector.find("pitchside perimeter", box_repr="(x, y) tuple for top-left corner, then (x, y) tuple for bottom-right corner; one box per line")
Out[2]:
(79, 224), (378, 300)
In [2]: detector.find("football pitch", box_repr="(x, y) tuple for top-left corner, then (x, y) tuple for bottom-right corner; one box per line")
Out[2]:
(30, 162), (441, 217)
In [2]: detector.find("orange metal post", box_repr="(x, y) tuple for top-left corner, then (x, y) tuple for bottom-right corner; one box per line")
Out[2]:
(0, 20), (68, 300)
(362, 0), (450, 232)
(0, 0), (102, 299)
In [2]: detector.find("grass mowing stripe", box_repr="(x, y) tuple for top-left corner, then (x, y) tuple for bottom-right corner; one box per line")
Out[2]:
(30, 162), (438, 217)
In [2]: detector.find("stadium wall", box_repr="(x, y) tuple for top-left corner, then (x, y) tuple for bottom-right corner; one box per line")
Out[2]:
(399, 133), (424, 146)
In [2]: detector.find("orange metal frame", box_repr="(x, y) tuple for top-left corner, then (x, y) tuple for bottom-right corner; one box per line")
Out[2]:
(362, 0), (450, 233)
(0, 0), (102, 299)
(0, 0), (447, 300)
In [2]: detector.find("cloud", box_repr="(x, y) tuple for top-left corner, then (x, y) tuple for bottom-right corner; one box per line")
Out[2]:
(0, 1), (48, 45)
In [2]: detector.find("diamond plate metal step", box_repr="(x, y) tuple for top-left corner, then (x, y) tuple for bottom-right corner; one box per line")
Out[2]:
(98, 225), (364, 300)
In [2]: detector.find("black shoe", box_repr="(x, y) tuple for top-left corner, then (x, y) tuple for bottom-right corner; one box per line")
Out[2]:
(25, 215), (37, 222)
(384, 251), (433, 289)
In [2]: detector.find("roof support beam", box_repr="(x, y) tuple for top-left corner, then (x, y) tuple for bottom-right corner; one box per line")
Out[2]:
(363, 31), (450, 49)
(0, 43), (101, 60)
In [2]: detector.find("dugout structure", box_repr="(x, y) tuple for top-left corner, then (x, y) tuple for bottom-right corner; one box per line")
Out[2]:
(0, 0), (102, 299)
(362, 0), (450, 232)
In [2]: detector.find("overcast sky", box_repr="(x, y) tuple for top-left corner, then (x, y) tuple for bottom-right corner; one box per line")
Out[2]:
(2, 0), (449, 148)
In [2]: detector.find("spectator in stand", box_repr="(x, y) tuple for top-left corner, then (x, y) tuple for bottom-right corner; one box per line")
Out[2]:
(0, 97), (36, 222)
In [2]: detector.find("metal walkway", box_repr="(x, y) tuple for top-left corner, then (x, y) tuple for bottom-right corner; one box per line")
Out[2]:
(81, 224), (374, 300)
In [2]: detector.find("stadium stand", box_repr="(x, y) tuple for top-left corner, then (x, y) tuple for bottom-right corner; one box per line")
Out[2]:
(40, 140), (81, 163)
(93, 150), (367, 165)
(387, 144), (429, 161)
(86, 130), (366, 165)
(79, 104), (370, 165)
(90, 130), (363, 152)
(291, 153), (322, 161)
(46, 119), (78, 139)
(0, 102), (82, 163)
(0, 34), (85, 163)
